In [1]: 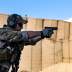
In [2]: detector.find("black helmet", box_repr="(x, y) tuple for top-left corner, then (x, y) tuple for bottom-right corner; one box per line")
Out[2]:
(7, 14), (28, 28)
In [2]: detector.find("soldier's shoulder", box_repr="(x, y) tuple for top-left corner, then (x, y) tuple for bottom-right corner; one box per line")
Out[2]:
(0, 27), (6, 32)
(0, 27), (14, 36)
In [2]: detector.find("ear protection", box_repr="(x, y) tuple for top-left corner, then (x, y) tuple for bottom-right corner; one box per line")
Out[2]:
(8, 20), (16, 28)
(7, 14), (23, 28)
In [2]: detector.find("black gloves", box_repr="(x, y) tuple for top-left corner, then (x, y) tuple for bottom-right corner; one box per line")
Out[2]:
(41, 28), (54, 38)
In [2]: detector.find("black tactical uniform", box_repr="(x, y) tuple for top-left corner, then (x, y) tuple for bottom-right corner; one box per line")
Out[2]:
(0, 14), (53, 72)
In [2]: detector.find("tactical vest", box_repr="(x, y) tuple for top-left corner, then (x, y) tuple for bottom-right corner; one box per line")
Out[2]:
(0, 26), (26, 72)
(0, 27), (20, 63)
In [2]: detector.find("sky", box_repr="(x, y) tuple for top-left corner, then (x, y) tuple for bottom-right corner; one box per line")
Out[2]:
(0, 0), (72, 20)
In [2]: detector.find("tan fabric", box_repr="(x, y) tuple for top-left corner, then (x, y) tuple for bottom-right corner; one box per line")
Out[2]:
(40, 63), (72, 72)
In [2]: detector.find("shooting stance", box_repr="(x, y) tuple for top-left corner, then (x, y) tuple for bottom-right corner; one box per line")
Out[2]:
(0, 14), (57, 72)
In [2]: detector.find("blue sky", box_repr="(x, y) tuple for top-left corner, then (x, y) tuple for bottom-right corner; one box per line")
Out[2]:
(0, 0), (72, 20)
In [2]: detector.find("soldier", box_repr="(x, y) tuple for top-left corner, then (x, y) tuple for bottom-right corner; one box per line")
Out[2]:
(0, 14), (54, 72)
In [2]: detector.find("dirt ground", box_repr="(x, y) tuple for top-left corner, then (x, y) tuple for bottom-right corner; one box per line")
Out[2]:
(40, 63), (72, 72)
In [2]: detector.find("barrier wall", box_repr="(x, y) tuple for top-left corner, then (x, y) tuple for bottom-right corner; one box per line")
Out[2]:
(0, 14), (71, 72)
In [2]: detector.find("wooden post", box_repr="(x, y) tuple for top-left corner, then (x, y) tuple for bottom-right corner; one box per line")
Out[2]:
(56, 20), (65, 41)
(69, 22), (72, 63)
(69, 22), (72, 40)
(31, 18), (43, 72)
(64, 21), (70, 40)
(63, 40), (70, 63)
(42, 19), (55, 69)
(54, 41), (63, 64)
(0, 14), (8, 27)
(69, 40), (72, 63)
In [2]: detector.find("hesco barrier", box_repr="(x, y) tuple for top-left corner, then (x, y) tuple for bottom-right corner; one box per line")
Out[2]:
(0, 14), (72, 72)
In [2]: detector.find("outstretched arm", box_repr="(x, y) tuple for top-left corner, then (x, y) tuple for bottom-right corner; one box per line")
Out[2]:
(24, 31), (42, 45)
(3, 28), (54, 45)
(21, 28), (54, 45)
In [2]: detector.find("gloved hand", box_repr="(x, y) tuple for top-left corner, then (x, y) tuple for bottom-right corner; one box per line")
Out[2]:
(41, 28), (54, 38)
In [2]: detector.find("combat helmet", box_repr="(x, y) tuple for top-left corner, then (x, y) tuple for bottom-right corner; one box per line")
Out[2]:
(7, 14), (28, 28)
